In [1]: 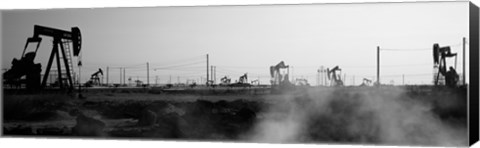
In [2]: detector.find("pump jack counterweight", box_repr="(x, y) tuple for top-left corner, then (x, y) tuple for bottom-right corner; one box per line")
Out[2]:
(3, 25), (82, 92)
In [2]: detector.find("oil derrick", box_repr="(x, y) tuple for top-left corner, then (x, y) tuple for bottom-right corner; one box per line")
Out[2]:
(433, 43), (458, 87)
(3, 25), (82, 91)
(326, 66), (343, 86)
(270, 61), (290, 86)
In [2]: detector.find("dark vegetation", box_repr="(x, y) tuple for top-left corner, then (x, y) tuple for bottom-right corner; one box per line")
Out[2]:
(2, 86), (468, 146)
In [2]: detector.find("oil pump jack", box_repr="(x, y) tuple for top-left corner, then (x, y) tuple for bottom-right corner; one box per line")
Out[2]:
(433, 43), (458, 87)
(295, 78), (310, 86)
(251, 79), (260, 86)
(360, 78), (372, 86)
(229, 73), (251, 87)
(220, 76), (231, 85)
(270, 61), (290, 86)
(327, 66), (343, 86)
(85, 68), (103, 87)
(3, 25), (82, 91)
(238, 73), (248, 84)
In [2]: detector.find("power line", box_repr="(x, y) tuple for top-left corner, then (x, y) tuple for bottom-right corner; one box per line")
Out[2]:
(215, 67), (249, 74)
(123, 63), (146, 68)
(149, 55), (205, 67)
(154, 72), (206, 77)
(153, 68), (204, 72)
(344, 64), (433, 70)
(380, 42), (463, 51)
(153, 66), (204, 70)
(381, 73), (431, 77)
(354, 73), (432, 78)
(153, 60), (206, 70)
(214, 65), (267, 69)
(380, 48), (431, 51)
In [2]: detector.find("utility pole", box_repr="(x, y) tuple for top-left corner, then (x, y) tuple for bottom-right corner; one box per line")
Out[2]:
(402, 74), (405, 85)
(321, 66), (324, 86)
(318, 68), (320, 86)
(119, 68), (122, 85)
(78, 60), (82, 97)
(210, 66), (213, 83)
(463, 37), (466, 85)
(106, 67), (109, 86)
(317, 68), (320, 86)
(156, 75), (158, 86)
(214, 66), (216, 84)
(147, 62), (149, 86)
(377, 46), (380, 86)
(206, 54), (209, 86)
(123, 68), (126, 85)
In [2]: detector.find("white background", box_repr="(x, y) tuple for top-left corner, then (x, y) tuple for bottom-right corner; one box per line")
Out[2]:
(0, 0), (479, 148)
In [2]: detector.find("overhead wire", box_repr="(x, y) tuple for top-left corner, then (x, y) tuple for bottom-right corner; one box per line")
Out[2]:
(149, 55), (205, 67)
(380, 42), (463, 51)
(89, 41), (467, 85)
(153, 60), (206, 70)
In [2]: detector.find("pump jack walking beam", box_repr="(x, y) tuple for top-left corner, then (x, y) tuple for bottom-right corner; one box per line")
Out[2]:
(32, 25), (81, 91)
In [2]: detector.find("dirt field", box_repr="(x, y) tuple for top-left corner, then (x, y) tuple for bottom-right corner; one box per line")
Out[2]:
(2, 86), (468, 146)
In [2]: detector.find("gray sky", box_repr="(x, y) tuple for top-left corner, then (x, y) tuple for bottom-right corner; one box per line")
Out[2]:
(1, 2), (470, 85)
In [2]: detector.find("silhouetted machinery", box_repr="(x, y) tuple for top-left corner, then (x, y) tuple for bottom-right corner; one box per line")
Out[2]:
(251, 79), (260, 85)
(238, 73), (248, 84)
(85, 68), (103, 87)
(360, 78), (372, 86)
(270, 61), (290, 86)
(3, 52), (41, 90)
(433, 43), (458, 87)
(295, 78), (310, 86)
(220, 76), (231, 85)
(134, 79), (143, 87)
(327, 66), (343, 86)
(3, 25), (81, 91)
(229, 73), (251, 87)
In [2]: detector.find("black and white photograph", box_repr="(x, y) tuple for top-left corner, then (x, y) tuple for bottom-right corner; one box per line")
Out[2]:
(1, 1), (478, 147)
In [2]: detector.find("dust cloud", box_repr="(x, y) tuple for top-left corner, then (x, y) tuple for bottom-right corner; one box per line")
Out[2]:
(247, 87), (467, 146)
